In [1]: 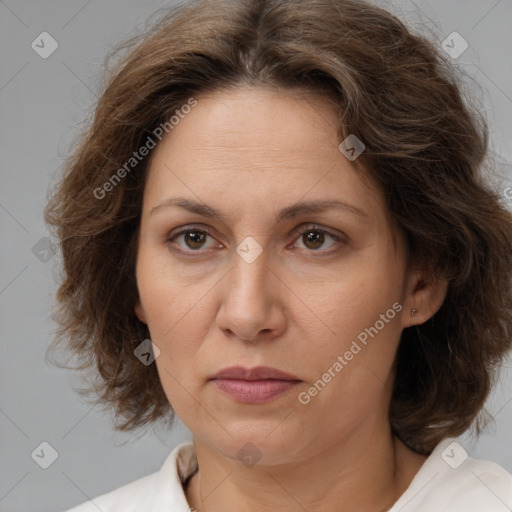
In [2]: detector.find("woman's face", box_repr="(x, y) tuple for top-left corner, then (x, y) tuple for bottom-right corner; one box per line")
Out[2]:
(135, 85), (420, 465)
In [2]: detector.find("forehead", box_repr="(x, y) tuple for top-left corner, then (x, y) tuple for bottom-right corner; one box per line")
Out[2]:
(143, 85), (383, 222)
(150, 85), (341, 166)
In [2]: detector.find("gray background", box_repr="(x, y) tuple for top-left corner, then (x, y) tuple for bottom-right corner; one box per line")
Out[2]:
(1, 1), (511, 511)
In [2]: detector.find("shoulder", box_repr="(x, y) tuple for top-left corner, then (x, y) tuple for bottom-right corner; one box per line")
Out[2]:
(437, 454), (512, 510)
(63, 471), (160, 512)
(392, 439), (512, 511)
(60, 442), (196, 512)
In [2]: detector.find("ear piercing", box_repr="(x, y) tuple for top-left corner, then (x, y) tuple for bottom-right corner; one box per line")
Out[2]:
(411, 309), (417, 317)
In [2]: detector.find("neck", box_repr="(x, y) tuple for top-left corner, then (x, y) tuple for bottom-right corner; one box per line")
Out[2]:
(185, 425), (427, 512)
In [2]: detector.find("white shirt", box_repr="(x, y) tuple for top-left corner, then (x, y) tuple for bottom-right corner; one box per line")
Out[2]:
(63, 437), (512, 511)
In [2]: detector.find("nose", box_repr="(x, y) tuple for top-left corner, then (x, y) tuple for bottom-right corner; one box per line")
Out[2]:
(216, 248), (286, 343)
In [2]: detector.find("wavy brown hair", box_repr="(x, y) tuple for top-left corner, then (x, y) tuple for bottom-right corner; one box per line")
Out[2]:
(44, 0), (512, 454)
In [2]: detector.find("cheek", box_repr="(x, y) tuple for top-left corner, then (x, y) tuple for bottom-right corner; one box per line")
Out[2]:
(301, 258), (404, 395)
(318, 267), (402, 342)
(136, 263), (205, 407)
(136, 253), (198, 335)
(150, 315), (204, 419)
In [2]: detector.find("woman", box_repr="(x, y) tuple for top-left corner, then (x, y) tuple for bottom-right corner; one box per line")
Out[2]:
(45, 0), (512, 510)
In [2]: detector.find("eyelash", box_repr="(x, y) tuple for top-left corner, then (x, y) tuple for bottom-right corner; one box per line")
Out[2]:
(165, 224), (346, 257)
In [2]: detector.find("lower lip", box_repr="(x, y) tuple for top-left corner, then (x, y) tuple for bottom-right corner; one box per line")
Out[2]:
(212, 379), (300, 404)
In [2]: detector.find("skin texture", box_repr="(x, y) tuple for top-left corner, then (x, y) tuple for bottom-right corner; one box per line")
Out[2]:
(134, 85), (448, 512)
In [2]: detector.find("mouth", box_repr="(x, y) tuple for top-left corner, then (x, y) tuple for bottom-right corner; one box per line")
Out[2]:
(209, 366), (301, 404)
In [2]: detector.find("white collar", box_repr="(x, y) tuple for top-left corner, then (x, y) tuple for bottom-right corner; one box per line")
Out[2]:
(159, 437), (511, 511)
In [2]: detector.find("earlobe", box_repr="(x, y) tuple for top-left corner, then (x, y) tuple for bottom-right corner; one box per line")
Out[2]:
(401, 268), (448, 329)
(134, 300), (147, 324)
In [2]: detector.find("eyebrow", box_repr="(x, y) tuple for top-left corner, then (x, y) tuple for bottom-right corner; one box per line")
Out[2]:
(149, 197), (368, 223)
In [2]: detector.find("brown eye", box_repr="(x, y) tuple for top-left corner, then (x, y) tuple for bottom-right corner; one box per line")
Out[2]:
(182, 230), (207, 249)
(166, 229), (219, 253)
(292, 224), (345, 254)
(302, 230), (326, 250)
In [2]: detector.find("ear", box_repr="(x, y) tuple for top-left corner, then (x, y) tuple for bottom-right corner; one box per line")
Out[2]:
(401, 267), (448, 329)
(134, 299), (147, 324)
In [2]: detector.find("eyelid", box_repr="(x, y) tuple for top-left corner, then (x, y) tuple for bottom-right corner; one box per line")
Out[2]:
(166, 222), (346, 255)
(290, 223), (345, 242)
(166, 223), (224, 252)
(287, 223), (346, 255)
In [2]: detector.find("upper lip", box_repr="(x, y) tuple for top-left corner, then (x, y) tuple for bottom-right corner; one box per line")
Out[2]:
(211, 366), (300, 381)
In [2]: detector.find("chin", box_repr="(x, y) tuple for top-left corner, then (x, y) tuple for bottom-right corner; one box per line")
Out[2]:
(195, 423), (308, 467)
